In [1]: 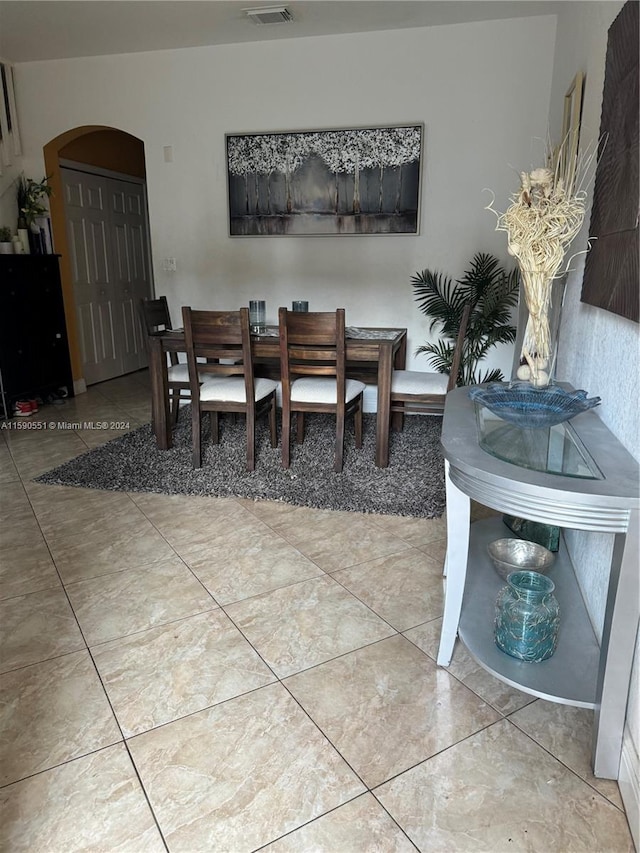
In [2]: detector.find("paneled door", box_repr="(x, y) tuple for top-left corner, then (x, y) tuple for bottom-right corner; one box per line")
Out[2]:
(61, 166), (152, 384)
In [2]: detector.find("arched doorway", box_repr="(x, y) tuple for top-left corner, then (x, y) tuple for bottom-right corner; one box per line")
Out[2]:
(44, 126), (153, 390)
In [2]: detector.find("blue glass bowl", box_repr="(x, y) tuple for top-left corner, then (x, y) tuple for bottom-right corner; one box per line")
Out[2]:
(468, 382), (601, 429)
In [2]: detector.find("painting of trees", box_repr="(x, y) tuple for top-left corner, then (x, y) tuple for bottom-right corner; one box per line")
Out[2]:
(226, 125), (422, 236)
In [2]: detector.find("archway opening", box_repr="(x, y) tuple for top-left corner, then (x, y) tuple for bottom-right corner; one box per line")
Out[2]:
(44, 126), (148, 388)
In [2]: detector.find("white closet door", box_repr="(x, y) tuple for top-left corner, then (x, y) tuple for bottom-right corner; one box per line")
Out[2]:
(61, 167), (152, 385)
(108, 178), (150, 375)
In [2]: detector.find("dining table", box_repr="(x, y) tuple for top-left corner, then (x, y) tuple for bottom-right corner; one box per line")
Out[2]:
(147, 324), (407, 468)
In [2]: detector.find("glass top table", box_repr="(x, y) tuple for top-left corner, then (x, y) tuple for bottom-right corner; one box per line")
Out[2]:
(474, 403), (603, 480)
(440, 387), (640, 779)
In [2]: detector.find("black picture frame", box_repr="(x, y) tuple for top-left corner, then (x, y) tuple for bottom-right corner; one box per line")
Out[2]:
(226, 124), (423, 237)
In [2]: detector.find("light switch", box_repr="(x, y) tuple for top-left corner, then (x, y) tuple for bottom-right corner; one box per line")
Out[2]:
(163, 146), (174, 163)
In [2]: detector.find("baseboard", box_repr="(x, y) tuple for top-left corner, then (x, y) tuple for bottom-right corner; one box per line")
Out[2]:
(73, 378), (87, 396)
(619, 731), (639, 850)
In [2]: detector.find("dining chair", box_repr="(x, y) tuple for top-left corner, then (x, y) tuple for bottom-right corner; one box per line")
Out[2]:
(278, 306), (366, 473)
(182, 306), (278, 471)
(139, 296), (192, 425)
(389, 301), (472, 436)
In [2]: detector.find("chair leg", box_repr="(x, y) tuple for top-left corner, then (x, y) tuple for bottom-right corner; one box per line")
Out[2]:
(281, 404), (291, 468)
(246, 408), (256, 472)
(170, 390), (180, 425)
(296, 412), (305, 444)
(334, 410), (345, 473)
(192, 407), (202, 468)
(355, 398), (363, 448)
(268, 396), (277, 448)
(392, 402), (405, 433)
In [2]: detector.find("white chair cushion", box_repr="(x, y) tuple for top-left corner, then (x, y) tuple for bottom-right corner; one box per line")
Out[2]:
(168, 363), (208, 384)
(290, 377), (366, 404)
(167, 363), (190, 383)
(199, 376), (277, 403)
(392, 370), (449, 396)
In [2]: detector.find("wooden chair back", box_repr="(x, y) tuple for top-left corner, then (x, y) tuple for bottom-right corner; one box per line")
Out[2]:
(139, 296), (179, 366)
(140, 296), (191, 424)
(447, 302), (472, 392)
(182, 307), (254, 404)
(279, 307), (347, 405)
(182, 306), (277, 470)
(278, 307), (364, 472)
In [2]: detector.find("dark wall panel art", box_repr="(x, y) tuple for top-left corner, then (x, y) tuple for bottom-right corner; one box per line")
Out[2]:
(226, 124), (423, 237)
(581, 0), (639, 323)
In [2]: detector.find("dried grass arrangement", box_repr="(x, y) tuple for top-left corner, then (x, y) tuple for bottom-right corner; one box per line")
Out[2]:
(485, 138), (598, 387)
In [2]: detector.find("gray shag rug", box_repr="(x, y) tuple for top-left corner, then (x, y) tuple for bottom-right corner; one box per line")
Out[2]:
(36, 408), (445, 518)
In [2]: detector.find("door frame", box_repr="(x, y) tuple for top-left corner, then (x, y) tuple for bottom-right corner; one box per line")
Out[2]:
(44, 125), (153, 393)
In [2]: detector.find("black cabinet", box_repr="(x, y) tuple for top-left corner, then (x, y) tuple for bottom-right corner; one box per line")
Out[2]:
(0, 256), (74, 418)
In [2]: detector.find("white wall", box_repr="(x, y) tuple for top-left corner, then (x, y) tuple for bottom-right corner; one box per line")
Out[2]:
(0, 163), (23, 229)
(549, 0), (639, 830)
(0, 56), (24, 228)
(13, 15), (557, 380)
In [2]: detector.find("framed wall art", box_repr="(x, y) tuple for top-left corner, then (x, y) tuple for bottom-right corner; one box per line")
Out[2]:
(582, 0), (639, 323)
(558, 71), (584, 190)
(226, 124), (423, 236)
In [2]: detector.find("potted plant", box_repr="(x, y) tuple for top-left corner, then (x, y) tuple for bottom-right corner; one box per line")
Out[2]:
(16, 174), (52, 229)
(0, 226), (14, 254)
(411, 252), (519, 385)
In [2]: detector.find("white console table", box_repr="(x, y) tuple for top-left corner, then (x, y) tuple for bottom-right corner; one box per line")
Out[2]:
(438, 386), (639, 779)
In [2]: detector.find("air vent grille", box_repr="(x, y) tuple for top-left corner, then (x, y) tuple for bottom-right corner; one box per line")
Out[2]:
(244, 6), (294, 25)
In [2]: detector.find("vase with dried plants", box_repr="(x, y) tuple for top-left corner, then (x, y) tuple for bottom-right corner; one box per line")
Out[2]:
(485, 138), (597, 389)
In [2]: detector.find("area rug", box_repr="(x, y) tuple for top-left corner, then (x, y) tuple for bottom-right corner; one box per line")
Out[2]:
(36, 409), (446, 518)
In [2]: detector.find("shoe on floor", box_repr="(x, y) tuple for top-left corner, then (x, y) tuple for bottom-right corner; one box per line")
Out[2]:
(13, 400), (33, 417)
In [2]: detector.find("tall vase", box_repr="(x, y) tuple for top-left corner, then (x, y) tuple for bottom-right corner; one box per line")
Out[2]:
(494, 570), (560, 662)
(511, 273), (567, 389)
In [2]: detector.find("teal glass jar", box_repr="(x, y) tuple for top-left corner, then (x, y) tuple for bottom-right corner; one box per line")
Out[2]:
(494, 570), (560, 662)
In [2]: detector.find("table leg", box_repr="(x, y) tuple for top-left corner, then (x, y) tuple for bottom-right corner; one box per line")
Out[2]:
(390, 331), (406, 434)
(593, 509), (639, 778)
(375, 342), (393, 468)
(437, 460), (471, 666)
(149, 335), (172, 450)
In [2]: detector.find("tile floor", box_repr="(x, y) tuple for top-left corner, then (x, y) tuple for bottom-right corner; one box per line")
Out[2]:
(0, 370), (634, 852)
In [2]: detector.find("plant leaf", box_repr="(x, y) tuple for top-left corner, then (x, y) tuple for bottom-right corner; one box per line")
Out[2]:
(411, 253), (517, 386)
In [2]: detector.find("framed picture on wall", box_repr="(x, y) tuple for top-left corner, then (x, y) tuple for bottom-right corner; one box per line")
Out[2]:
(581, 0), (638, 323)
(558, 72), (584, 190)
(226, 124), (423, 236)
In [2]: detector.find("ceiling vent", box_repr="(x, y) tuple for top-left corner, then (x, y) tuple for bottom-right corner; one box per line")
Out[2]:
(244, 6), (294, 25)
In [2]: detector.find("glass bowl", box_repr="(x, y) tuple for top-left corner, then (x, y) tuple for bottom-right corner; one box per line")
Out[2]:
(487, 538), (556, 581)
(468, 382), (601, 429)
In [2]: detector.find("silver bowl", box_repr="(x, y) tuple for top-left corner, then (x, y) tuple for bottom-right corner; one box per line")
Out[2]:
(487, 538), (555, 581)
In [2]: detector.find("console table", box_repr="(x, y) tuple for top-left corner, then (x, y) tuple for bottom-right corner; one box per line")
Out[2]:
(438, 386), (639, 778)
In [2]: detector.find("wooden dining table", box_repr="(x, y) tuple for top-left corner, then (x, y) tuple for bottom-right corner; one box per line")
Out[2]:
(147, 325), (407, 468)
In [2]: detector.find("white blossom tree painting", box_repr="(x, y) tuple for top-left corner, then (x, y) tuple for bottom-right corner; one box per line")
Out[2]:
(226, 124), (423, 236)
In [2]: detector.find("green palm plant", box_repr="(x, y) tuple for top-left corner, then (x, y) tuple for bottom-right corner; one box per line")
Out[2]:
(411, 252), (519, 385)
